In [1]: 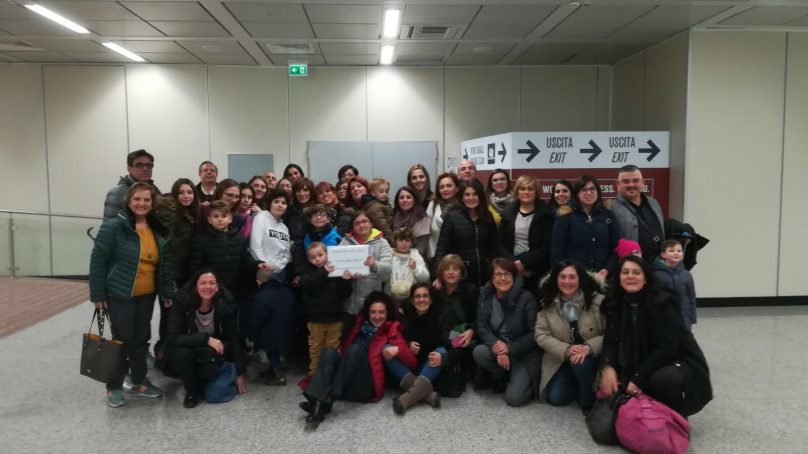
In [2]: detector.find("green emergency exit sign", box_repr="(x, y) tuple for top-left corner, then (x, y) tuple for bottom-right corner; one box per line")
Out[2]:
(289, 64), (308, 77)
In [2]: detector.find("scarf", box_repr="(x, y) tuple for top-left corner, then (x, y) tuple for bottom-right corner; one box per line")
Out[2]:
(489, 193), (513, 214)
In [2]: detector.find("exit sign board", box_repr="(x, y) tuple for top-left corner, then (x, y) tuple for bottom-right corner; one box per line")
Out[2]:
(289, 64), (308, 77)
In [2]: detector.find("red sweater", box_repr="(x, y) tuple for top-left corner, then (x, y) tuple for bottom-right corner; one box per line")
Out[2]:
(341, 316), (417, 402)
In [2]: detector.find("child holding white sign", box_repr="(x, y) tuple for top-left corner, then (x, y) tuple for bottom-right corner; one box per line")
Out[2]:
(390, 228), (430, 306)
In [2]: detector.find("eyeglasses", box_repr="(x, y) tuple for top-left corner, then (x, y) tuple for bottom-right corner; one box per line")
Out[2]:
(133, 162), (154, 169)
(580, 187), (598, 194)
(311, 212), (328, 219)
(223, 192), (240, 199)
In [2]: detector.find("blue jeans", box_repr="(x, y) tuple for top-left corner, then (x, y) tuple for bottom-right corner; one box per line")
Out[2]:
(545, 355), (597, 409)
(385, 346), (447, 383)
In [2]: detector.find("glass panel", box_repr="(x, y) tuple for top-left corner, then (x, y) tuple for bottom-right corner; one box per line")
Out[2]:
(11, 214), (51, 276)
(52, 217), (102, 276)
(0, 213), (10, 277)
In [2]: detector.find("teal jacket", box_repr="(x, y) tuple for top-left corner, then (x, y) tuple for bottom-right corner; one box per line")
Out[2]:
(89, 209), (175, 302)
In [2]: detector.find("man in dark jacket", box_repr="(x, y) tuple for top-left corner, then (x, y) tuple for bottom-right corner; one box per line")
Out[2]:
(196, 161), (219, 204)
(611, 165), (665, 259)
(102, 149), (157, 219)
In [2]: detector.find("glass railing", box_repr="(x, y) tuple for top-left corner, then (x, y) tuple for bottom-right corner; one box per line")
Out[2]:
(0, 209), (102, 277)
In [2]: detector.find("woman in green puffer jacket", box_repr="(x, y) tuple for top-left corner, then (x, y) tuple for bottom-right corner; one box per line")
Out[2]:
(89, 182), (176, 408)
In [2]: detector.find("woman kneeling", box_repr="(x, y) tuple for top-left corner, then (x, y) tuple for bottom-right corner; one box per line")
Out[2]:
(385, 283), (449, 414)
(535, 260), (605, 411)
(164, 270), (246, 408)
(301, 291), (416, 424)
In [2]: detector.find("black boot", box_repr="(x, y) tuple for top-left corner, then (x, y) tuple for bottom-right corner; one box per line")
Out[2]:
(473, 368), (493, 390)
(183, 392), (198, 409)
(306, 399), (329, 424)
(300, 399), (331, 414)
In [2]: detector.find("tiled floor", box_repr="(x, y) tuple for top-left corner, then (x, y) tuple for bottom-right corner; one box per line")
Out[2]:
(1, 303), (807, 453)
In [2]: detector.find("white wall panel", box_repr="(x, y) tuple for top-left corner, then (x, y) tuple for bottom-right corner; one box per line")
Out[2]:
(208, 66), (289, 177)
(778, 32), (808, 296)
(126, 65), (209, 190)
(687, 31), (786, 297)
(445, 67), (520, 165)
(521, 66), (599, 131)
(289, 68), (367, 175)
(367, 67), (443, 168)
(0, 65), (48, 212)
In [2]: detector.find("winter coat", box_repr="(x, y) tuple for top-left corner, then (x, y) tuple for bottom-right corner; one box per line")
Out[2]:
(476, 279), (539, 393)
(426, 200), (457, 259)
(299, 264), (353, 323)
(434, 280), (479, 366)
(498, 200), (554, 280)
(250, 211), (292, 273)
(610, 195), (664, 247)
(434, 208), (498, 287)
(339, 229), (394, 315)
(362, 197), (394, 246)
(551, 202), (621, 273)
(89, 209), (175, 303)
(601, 286), (712, 417)
(400, 301), (451, 365)
(165, 286), (246, 375)
(102, 175), (136, 219)
(392, 215), (430, 258)
(195, 182), (216, 205)
(535, 291), (605, 401)
(341, 316), (417, 402)
(188, 224), (259, 299)
(152, 195), (196, 284)
(652, 257), (697, 328)
(303, 224), (343, 250)
(389, 249), (430, 301)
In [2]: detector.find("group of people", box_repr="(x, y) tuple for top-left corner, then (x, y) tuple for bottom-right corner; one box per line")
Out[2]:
(89, 149), (711, 432)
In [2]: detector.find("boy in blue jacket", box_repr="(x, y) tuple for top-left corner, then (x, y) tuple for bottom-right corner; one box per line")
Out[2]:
(652, 239), (697, 331)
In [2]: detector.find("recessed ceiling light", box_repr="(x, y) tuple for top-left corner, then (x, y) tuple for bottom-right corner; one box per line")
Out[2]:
(24, 4), (90, 34)
(473, 46), (492, 54)
(383, 9), (401, 38)
(102, 42), (146, 62)
(380, 45), (395, 65)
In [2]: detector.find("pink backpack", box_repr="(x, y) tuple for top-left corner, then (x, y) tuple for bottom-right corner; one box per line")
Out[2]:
(615, 394), (690, 454)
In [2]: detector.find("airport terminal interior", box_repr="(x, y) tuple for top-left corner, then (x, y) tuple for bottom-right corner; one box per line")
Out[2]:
(2, 0), (808, 452)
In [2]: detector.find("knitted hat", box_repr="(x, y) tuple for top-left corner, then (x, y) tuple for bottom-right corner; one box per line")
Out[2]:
(615, 238), (642, 258)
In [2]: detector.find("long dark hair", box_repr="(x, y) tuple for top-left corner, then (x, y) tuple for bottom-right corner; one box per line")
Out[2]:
(248, 175), (268, 209)
(283, 163), (305, 180)
(459, 179), (494, 224)
(185, 268), (220, 309)
(292, 178), (316, 208)
(360, 290), (398, 322)
(550, 179), (573, 210)
(170, 177), (199, 224)
(539, 260), (599, 310)
(392, 186), (427, 229)
(609, 255), (655, 301)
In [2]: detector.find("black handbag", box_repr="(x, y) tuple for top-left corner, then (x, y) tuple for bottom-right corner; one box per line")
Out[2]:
(586, 391), (630, 445)
(80, 309), (124, 383)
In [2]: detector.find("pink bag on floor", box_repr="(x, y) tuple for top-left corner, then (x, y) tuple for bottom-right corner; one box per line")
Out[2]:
(615, 394), (690, 454)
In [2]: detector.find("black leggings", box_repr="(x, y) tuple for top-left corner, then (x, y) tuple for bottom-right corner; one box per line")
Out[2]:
(645, 363), (693, 416)
(306, 345), (373, 403)
(164, 346), (223, 394)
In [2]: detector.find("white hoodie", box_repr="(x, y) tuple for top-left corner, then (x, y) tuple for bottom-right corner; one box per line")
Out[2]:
(250, 211), (291, 271)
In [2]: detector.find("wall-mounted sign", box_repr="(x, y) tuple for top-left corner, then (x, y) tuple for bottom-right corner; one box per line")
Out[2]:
(289, 64), (308, 77)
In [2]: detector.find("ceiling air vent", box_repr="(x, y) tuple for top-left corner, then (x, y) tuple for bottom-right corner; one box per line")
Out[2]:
(266, 43), (316, 55)
(0, 41), (42, 52)
(402, 24), (465, 40)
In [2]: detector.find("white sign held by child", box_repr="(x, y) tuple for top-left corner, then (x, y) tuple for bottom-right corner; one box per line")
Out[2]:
(327, 245), (371, 277)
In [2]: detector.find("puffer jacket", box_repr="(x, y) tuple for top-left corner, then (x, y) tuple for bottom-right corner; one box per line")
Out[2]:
(89, 209), (175, 302)
(341, 316), (417, 402)
(165, 286), (246, 375)
(339, 229), (393, 315)
(535, 290), (605, 401)
(188, 223), (259, 298)
(551, 201), (621, 273)
(362, 197), (394, 246)
(299, 264), (353, 323)
(434, 208), (498, 286)
(652, 257), (697, 328)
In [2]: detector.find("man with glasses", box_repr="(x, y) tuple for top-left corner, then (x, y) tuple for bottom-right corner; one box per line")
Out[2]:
(611, 165), (665, 259)
(102, 149), (158, 219)
(196, 161), (219, 204)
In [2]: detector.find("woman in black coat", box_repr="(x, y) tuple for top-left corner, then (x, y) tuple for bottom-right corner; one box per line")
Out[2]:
(599, 255), (712, 417)
(498, 175), (553, 292)
(434, 179), (498, 286)
(163, 269), (247, 408)
(551, 175), (621, 279)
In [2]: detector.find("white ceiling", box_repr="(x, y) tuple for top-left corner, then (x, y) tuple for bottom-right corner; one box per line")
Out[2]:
(0, 0), (807, 66)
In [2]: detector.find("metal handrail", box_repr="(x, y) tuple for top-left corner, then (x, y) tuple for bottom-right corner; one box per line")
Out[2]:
(1, 209), (103, 278)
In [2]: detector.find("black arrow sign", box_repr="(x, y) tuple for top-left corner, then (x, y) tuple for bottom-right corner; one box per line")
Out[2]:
(517, 140), (540, 163)
(462, 148), (468, 160)
(498, 142), (507, 163)
(580, 140), (602, 162)
(638, 140), (660, 161)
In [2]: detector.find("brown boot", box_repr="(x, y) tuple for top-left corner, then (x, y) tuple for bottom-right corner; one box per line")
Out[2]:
(424, 391), (441, 408)
(392, 376), (433, 415)
(399, 373), (416, 391)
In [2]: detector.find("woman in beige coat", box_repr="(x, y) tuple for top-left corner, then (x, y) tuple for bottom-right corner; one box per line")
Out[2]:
(535, 260), (605, 411)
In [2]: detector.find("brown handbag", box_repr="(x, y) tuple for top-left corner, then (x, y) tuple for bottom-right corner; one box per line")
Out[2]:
(80, 309), (124, 383)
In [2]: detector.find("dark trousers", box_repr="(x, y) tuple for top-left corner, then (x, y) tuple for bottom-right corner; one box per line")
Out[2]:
(306, 345), (373, 403)
(646, 363), (693, 416)
(545, 356), (597, 409)
(250, 282), (295, 360)
(164, 346), (221, 394)
(106, 294), (155, 390)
